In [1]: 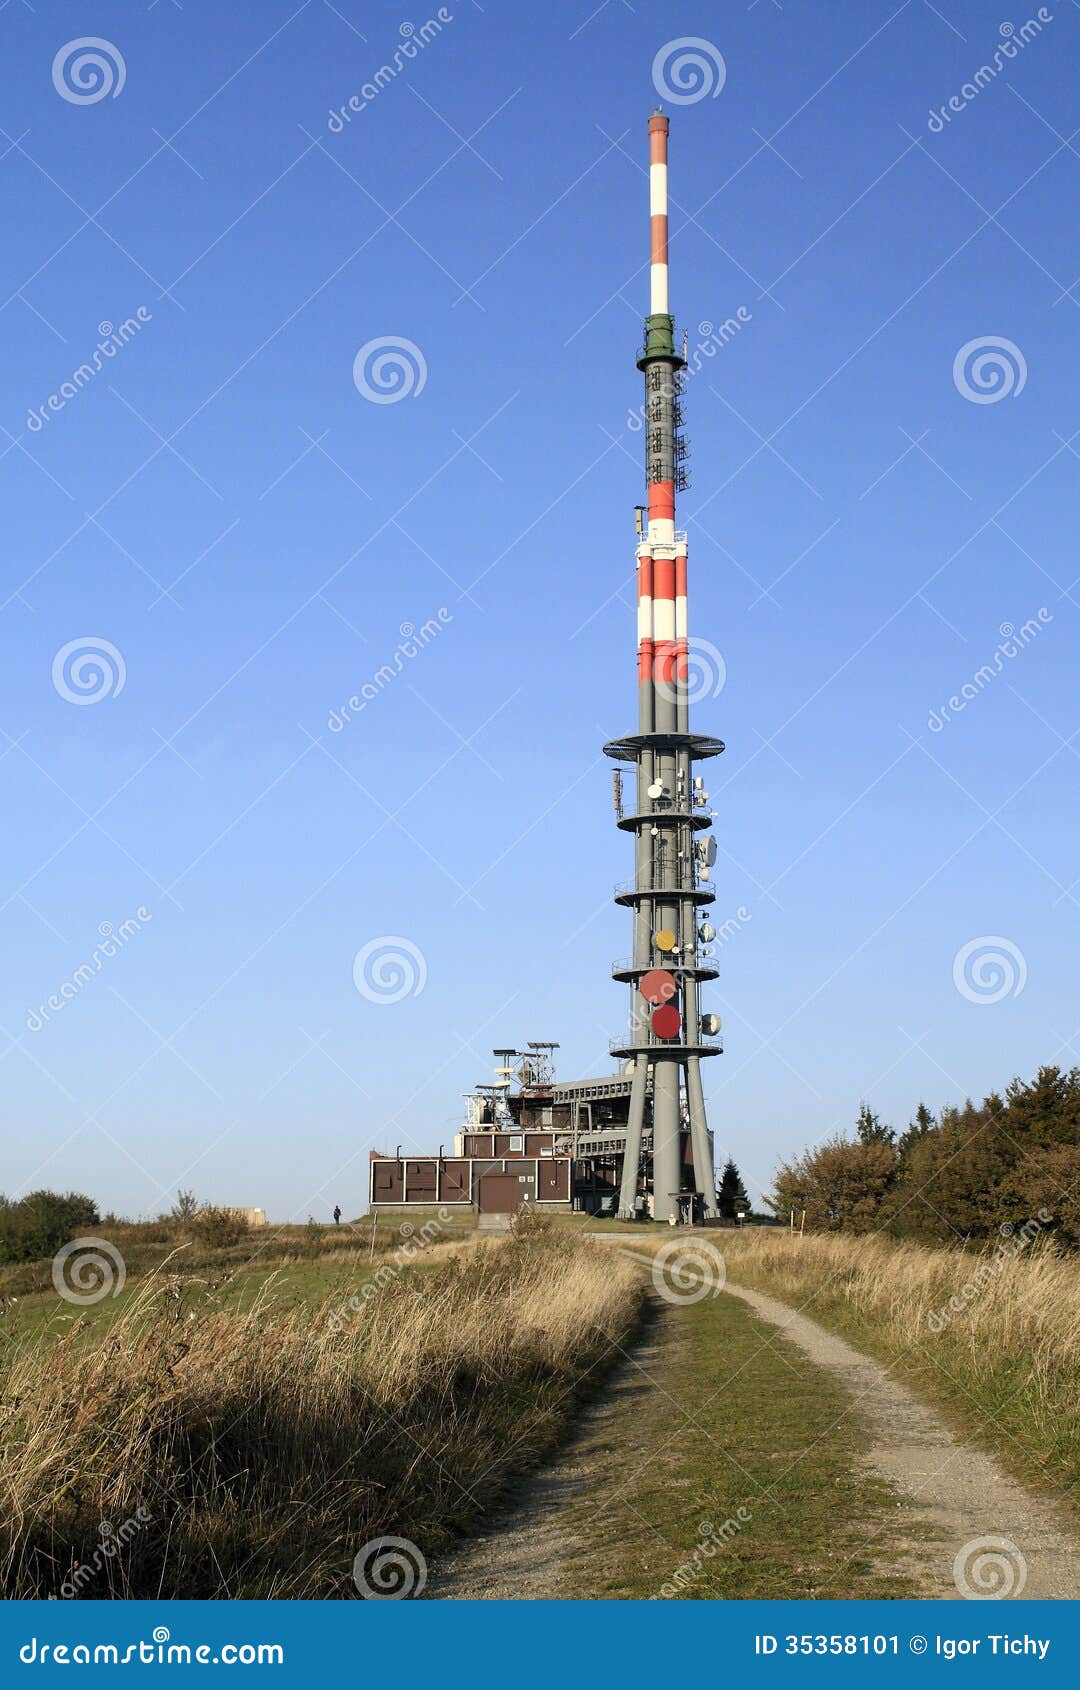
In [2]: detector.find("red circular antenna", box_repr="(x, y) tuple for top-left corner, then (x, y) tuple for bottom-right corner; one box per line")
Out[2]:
(638, 968), (676, 1006)
(651, 1004), (682, 1039)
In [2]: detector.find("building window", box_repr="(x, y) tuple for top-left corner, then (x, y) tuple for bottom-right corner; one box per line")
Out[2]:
(509, 1134), (524, 1153)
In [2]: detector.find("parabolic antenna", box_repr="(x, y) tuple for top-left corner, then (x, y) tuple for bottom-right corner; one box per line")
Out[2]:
(651, 1004), (681, 1039)
(638, 968), (677, 1006)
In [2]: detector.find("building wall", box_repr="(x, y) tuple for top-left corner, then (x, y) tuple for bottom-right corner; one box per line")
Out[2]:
(224, 1206), (267, 1227)
(369, 1154), (572, 1209)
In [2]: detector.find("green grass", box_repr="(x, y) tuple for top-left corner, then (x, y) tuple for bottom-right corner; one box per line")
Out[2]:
(714, 1234), (1080, 1510)
(0, 1215), (477, 1346)
(749, 1280), (1078, 1507)
(550, 1287), (920, 1600)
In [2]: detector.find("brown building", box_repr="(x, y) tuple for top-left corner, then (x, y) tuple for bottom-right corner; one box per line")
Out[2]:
(368, 1045), (711, 1219)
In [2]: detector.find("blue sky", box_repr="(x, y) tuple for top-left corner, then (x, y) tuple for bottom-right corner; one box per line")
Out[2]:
(1, 0), (1077, 1219)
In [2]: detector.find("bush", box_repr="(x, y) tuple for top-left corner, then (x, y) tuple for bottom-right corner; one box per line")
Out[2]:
(510, 1201), (553, 1240)
(0, 1191), (99, 1266)
(189, 1207), (250, 1250)
(774, 1138), (897, 1234)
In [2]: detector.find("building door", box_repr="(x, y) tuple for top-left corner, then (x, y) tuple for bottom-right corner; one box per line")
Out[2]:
(478, 1171), (532, 1214)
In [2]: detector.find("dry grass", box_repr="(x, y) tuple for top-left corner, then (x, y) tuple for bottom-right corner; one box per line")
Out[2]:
(0, 1217), (406, 1300)
(0, 1232), (641, 1599)
(715, 1228), (1080, 1496)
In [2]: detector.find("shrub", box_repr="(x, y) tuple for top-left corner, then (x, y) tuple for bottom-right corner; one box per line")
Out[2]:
(510, 1202), (553, 1239)
(774, 1138), (897, 1233)
(0, 1190), (99, 1266)
(189, 1207), (250, 1250)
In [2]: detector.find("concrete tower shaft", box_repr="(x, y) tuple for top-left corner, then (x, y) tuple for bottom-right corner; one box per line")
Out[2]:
(604, 110), (724, 1225)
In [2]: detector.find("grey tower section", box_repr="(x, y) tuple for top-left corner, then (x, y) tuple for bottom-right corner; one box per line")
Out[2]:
(605, 334), (724, 1227)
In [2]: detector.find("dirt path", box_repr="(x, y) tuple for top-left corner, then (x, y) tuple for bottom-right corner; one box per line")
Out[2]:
(429, 1244), (1080, 1601)
(719, 1277), (1079, 1600)
(427, 1298), (681, 1599)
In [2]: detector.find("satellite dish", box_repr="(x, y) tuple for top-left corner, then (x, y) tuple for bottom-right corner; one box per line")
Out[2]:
(647, 781), (664, 799)
(651, 1004), (682, 1039)
(699, 923), (715, 942)
(703, 837), (717, 867)
(639, 968), (677, 1006)
(699, 866), (710, 882)
(702, 1012), (721, 1036)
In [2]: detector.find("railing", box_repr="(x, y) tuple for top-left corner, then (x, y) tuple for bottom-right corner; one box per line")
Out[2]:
(613, 878), (713, 900)
(608, 1035), (723, 1055)
(611, 955), (718, 976)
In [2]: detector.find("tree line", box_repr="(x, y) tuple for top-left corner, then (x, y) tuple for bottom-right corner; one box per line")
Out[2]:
(772, 1063), (1080, 1247)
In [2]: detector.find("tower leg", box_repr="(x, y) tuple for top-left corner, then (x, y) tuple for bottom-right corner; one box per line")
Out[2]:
(686, 1056), (717, 1218)
(617, 1052), (649, 1219)
(652, 1058), (681, 1224)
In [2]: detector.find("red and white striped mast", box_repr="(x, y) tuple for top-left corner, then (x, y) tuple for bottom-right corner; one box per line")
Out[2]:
(606, 111), (724, 1224)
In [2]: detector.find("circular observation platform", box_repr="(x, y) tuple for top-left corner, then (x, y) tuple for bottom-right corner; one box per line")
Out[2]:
(613, 880), (715, 908)
(611, 956), (719, 985)
(603, 731), (726, 764)
(609, 1037), (723, 1060)
(616, 808), (712, 833)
